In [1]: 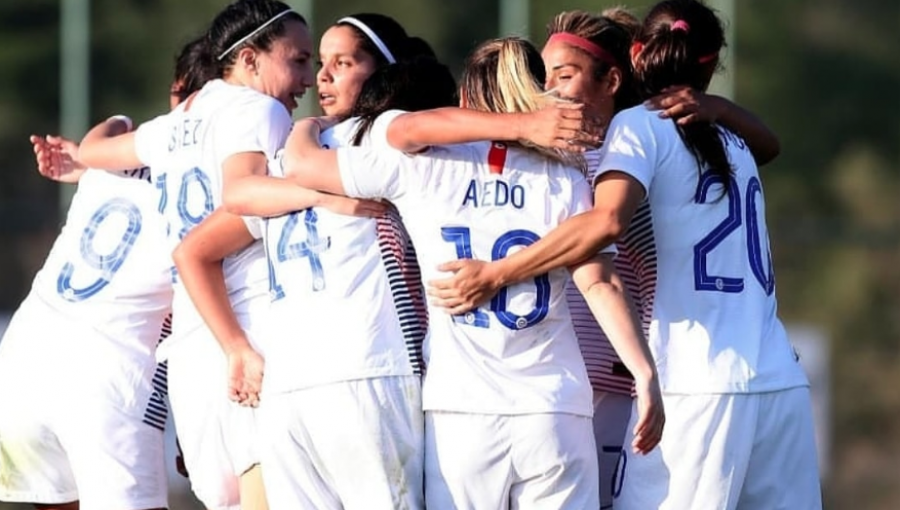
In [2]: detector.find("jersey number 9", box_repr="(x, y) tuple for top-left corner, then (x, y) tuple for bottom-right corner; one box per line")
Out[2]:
(57, 198), (142, 301)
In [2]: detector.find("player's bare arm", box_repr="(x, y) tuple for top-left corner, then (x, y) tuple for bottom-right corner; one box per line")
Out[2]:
(571, 253), (664, 455)
(385, 103), (598, 154)
(644, 85), (780, 165)
(78, 116), (142, 170)
(172, 208), (263, 407)
(224, 165), (386, 219)
(281, 118), (346, 194)
(428, 170), (644, 314)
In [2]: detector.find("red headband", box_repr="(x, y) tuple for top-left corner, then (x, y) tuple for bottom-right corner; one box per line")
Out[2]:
(631, 41), (719, 65)
(547, 33), (619, 68)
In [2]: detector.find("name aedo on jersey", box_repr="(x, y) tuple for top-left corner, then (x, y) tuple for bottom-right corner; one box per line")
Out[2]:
(461, 178), (526, 209)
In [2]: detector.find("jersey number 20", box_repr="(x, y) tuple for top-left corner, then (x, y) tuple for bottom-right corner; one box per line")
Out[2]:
(693, 174), (775, 295)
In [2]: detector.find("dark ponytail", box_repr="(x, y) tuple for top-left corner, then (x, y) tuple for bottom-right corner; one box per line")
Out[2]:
(172, 35), (215, 102)
(349, 57), (457, 146)
(634, 0), (730, 190)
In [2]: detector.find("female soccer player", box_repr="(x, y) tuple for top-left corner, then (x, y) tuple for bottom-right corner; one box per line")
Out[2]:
(76, 1), (317, 508)
(541, 8), (783, 507)
(0, 38), (209, 510)
(283, 36), (665, 510)
(174, 15), (451, 510)
(425, 1), (821, 508)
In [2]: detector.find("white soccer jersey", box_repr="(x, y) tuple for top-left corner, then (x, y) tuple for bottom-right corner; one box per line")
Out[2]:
(565, 149), (636, 395)
(337, 127), (595, 417)
(29, 169), (172, 358)
(134, 79), (292, 344)
(596, 105), (809, 394)
(257, 113), (427, 394)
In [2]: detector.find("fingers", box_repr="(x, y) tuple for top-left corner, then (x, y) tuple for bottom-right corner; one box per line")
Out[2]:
(426, 281), (460, 300)
(675, 113), (701, 126)
(435, 259), (467, 273)
(657, 102), (690, 119)
(631, 405), (665, 455)
(554, 102), (586, 113)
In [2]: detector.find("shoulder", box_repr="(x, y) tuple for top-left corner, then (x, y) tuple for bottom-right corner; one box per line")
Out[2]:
(603, 105), (681, 155)
(216, 82), (291, 123)
(321, 118), (362, 149)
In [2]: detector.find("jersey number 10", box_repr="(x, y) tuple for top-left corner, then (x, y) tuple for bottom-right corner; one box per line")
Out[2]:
(441, 226), (550, 330)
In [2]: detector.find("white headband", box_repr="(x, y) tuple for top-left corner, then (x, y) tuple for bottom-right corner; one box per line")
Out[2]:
(217, 9), (294, 61)
(337, 16), (397, 64)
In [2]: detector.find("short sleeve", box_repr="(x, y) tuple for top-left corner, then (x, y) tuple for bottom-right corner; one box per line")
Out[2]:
(366, 109), (407, 149)
(595, 107), (658, 197)
(134, 113), (172, 168)
(242, 216), (264, 240)
(215, 97), (293, 161)
(571, 170), (617, 256)
(336, 147), (411, 201)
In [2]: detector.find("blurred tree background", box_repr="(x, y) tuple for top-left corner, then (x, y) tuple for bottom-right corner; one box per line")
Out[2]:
(0, 0), (897, 508)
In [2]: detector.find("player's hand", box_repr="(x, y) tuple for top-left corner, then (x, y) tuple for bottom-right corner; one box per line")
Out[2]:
(427, 259), (502, 315)
(644, 85), (726, 126)
(320, 194), (388, 218)
(30, 134), (86, 183)
(301, 115), (341, 133)
(226, 346), (265, 408)
(631, 373), (665, 455)
(518, 102), (601, 151)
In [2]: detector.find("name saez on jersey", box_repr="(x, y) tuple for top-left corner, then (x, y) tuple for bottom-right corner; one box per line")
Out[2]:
(167, 118), (203, 153)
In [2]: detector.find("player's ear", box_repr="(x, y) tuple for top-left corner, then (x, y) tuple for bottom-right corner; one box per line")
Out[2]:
(458, 88), (468, 109)
(236, 47), (259, 75)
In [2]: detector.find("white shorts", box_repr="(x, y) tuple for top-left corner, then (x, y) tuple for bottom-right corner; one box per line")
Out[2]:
(592, 391), (632, 509)
(259, 376), (424, 510)
(166, 327), (260, 510)
(614, 387), (823, 510)
(425, 411), (599, 510)
(0, 297), (167, 510)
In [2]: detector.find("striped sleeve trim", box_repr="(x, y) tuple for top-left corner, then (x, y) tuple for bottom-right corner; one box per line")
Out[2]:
(142, 313), (172, 431)
(376, 206), (428, 375)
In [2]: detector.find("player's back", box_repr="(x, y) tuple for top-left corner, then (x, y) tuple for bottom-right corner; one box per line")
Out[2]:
(260, 118), (423, 393)
(134, 79), (291, 339)
(29, 169), (171, 356)
(381, 142), (594, 417)
(600, 105), (807, 394)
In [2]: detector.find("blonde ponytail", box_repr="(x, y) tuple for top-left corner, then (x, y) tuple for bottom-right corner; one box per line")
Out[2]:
(462, 37), (585, 172)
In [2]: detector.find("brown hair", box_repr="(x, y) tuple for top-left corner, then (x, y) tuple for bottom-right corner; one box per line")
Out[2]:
(634, 0), (730, 189)
(546, 8), (640, 111)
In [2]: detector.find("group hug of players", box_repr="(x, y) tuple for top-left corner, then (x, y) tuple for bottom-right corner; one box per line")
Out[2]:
(0, 0), (822, 509)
